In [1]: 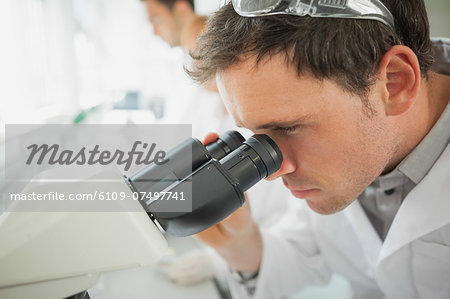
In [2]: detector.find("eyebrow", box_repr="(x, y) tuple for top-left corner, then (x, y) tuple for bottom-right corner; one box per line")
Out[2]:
(244, 115), (313, 130)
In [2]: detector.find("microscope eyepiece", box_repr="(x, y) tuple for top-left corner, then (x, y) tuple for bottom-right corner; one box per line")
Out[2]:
(205, 130), (246, 160)
(245, 134), (283, 176)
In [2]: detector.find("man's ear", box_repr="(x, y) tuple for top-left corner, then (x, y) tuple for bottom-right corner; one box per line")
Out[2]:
(377, 45), (421, 116)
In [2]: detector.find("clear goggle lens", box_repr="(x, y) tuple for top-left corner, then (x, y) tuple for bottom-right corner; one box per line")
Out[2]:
(228, 0), (395, 32)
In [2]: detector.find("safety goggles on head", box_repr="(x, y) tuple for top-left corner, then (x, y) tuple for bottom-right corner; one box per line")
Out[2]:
(230, 0), (395, 32)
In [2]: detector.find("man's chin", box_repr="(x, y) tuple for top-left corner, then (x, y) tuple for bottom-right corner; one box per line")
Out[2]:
(304, 195), (353, 215)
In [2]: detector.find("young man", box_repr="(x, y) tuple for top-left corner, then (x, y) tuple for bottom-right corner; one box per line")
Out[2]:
(188, 0), (450, 298)
(141, 0), (222, 137)
(141, 0), (292, 290)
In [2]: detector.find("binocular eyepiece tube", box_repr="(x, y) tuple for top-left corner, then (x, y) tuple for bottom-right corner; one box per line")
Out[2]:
(127, 131), (283, 237)
(219, 134), (283, 192)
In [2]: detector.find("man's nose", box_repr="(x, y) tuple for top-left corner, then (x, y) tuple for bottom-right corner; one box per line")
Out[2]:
(265, 157), (296, 181)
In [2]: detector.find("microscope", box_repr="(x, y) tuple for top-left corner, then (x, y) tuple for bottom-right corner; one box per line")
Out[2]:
(0, 131), (282, 299)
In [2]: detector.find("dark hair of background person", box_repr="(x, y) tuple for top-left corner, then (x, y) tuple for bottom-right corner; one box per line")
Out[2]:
(141, 0), (195, 10)
(187, 1), (433, 106)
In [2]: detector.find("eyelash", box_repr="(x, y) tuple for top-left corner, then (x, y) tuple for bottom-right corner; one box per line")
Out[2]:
(278, 125), (299, 134)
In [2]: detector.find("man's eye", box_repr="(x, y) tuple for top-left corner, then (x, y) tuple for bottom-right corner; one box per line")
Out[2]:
(278, 125), (299, 134)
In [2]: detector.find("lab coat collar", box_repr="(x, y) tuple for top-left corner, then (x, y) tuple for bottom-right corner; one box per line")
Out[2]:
(343, 144), (450, 272)
(378, 144), (450, 263)
(344, 200), (382, 276)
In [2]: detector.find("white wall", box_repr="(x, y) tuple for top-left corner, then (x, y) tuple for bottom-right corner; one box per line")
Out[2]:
(194, 0), (221, 15)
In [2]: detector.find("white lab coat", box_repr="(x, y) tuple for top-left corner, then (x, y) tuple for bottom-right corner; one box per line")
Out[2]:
(227, 143), (450, 299)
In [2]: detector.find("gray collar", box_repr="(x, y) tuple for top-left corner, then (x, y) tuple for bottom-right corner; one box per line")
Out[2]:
(397, 101), (450, 184)
(371, 98), (450, 192)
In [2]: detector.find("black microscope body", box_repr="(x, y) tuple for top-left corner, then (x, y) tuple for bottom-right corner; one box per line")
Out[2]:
(126, 131), (283, 237)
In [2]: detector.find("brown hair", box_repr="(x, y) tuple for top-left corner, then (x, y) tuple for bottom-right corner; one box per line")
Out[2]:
(187, 1), (433, 100)
(141, 0), (195, 10)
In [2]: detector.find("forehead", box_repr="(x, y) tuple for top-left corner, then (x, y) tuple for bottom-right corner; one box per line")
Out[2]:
(215, 54), (329, 129)
(144, 0), (171, 16)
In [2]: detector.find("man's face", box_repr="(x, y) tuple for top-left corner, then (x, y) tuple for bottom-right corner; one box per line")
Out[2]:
(216, 54), (398, 214)
(144, 0), (181, 47)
